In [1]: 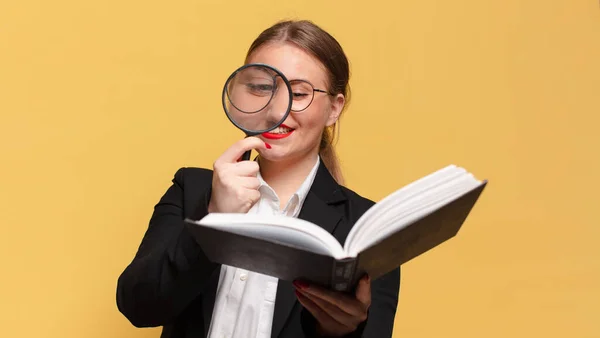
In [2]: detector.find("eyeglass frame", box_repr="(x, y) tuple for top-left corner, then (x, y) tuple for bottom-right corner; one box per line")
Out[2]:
(285, 79), (335, 112)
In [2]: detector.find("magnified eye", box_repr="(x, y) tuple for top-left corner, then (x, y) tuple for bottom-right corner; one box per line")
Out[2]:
(246, 82), (274, 96)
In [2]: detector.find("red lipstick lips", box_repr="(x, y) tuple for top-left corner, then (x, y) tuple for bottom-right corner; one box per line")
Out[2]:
(262, 124), (295, 140)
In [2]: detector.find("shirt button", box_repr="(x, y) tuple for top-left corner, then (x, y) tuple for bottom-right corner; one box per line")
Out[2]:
(240, 273), (247, 281)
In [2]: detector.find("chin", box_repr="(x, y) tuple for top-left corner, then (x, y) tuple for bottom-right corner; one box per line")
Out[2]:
(257, 144), (318, 164)
(257, 149), (289, 162)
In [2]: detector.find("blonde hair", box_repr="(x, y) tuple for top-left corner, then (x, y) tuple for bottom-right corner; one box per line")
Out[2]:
(245, 20), (350, 184)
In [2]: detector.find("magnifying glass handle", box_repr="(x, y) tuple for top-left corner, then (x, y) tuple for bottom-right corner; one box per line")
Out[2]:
(241, 150), (252, 161)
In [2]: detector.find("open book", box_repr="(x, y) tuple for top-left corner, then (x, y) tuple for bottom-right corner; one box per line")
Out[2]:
(185, 165), (487, 292)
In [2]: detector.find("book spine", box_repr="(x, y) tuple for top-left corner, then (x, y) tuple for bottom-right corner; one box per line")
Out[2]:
(331, 258), (357, 292)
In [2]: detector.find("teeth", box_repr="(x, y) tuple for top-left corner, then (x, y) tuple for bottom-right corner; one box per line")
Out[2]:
(271, 126), (293, 134)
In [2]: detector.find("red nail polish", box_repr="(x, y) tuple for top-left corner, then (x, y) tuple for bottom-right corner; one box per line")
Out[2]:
(265, 142), (272, 149)
(293, 280), (309, 289)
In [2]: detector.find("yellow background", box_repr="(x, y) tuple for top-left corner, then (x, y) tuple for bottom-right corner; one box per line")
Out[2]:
(1, 0), (598, 337)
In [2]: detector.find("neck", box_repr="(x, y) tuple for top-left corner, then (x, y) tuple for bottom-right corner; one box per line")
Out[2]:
(258, 152), (319, 206)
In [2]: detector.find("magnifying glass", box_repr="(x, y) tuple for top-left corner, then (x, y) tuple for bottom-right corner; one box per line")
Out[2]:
(222, 63), (293, 161)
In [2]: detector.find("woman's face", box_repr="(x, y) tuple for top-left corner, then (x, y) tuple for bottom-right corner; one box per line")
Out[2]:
(246, 42), (344, 164)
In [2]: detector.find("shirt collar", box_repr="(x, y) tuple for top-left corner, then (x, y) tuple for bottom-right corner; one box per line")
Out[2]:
(256, 155), (321, 207)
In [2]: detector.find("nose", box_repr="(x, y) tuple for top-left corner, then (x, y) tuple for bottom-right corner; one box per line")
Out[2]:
(265, 78), (291, 125)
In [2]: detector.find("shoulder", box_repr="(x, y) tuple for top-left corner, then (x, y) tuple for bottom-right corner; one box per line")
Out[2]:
(167, 167), (214, 219)
(171, 167), (214, 187)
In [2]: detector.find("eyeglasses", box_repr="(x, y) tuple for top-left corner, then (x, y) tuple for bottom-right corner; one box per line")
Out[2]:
(231, 66), (335, 114)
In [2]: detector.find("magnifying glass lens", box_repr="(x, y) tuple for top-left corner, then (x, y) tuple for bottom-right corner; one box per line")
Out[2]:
(223, 65), (291, 134)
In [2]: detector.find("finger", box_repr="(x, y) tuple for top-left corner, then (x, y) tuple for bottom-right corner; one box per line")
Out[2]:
(355, 274), (372, 309)
(239, 177), (261, 190)
(234, 161), (260, 176)
(298, 289), (364, 328)
(247, 189), (261, 206)
(295, 290), (351, 333)
(219, 137), (269, 164)
(294, 281), (363, 317)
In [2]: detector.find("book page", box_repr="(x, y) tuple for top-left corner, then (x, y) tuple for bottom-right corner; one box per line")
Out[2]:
(345, 165), (482, 256)
(191, 213), (347, 259)
(344, 165), (465, 252)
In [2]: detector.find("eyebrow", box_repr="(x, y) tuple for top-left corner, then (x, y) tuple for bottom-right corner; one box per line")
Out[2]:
(274, 75), (328, 90)
(284, 77), (319, 86)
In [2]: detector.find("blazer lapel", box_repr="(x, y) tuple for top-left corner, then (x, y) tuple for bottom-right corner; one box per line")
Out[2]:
(271, 160), (347, 338)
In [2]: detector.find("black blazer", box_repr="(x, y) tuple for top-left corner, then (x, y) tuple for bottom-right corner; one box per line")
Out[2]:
(116, 160), (401, 338)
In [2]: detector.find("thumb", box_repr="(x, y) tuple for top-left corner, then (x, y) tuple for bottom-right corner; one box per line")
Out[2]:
(355, 274), (371, 308)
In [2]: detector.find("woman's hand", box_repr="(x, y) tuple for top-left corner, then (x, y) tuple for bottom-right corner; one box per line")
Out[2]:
(294, 275), (371, 337)
(208, 137), (270, 214)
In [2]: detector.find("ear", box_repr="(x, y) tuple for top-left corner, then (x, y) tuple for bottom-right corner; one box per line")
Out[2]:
(326, 93), (345, 127)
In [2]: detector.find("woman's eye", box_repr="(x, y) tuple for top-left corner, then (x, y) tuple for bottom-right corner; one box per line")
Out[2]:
(293, 92), (309, 98)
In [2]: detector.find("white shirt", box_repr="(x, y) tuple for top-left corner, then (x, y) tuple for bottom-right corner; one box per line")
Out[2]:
(207, 156), (321, 338)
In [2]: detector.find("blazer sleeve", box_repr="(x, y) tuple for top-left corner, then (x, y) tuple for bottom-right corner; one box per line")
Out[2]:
(116, 168), (219, 327)
(360, 266), (401, 337)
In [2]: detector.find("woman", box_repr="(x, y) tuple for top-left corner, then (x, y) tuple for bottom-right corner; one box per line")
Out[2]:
(116, 20), (400, 338)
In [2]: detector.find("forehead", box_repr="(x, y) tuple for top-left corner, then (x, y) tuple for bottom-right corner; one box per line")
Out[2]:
(246, 42), (328, 86)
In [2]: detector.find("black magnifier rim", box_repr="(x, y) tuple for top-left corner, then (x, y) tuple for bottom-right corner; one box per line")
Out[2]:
(225, 66), (274, 115)
(221, 62), (293, 136)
